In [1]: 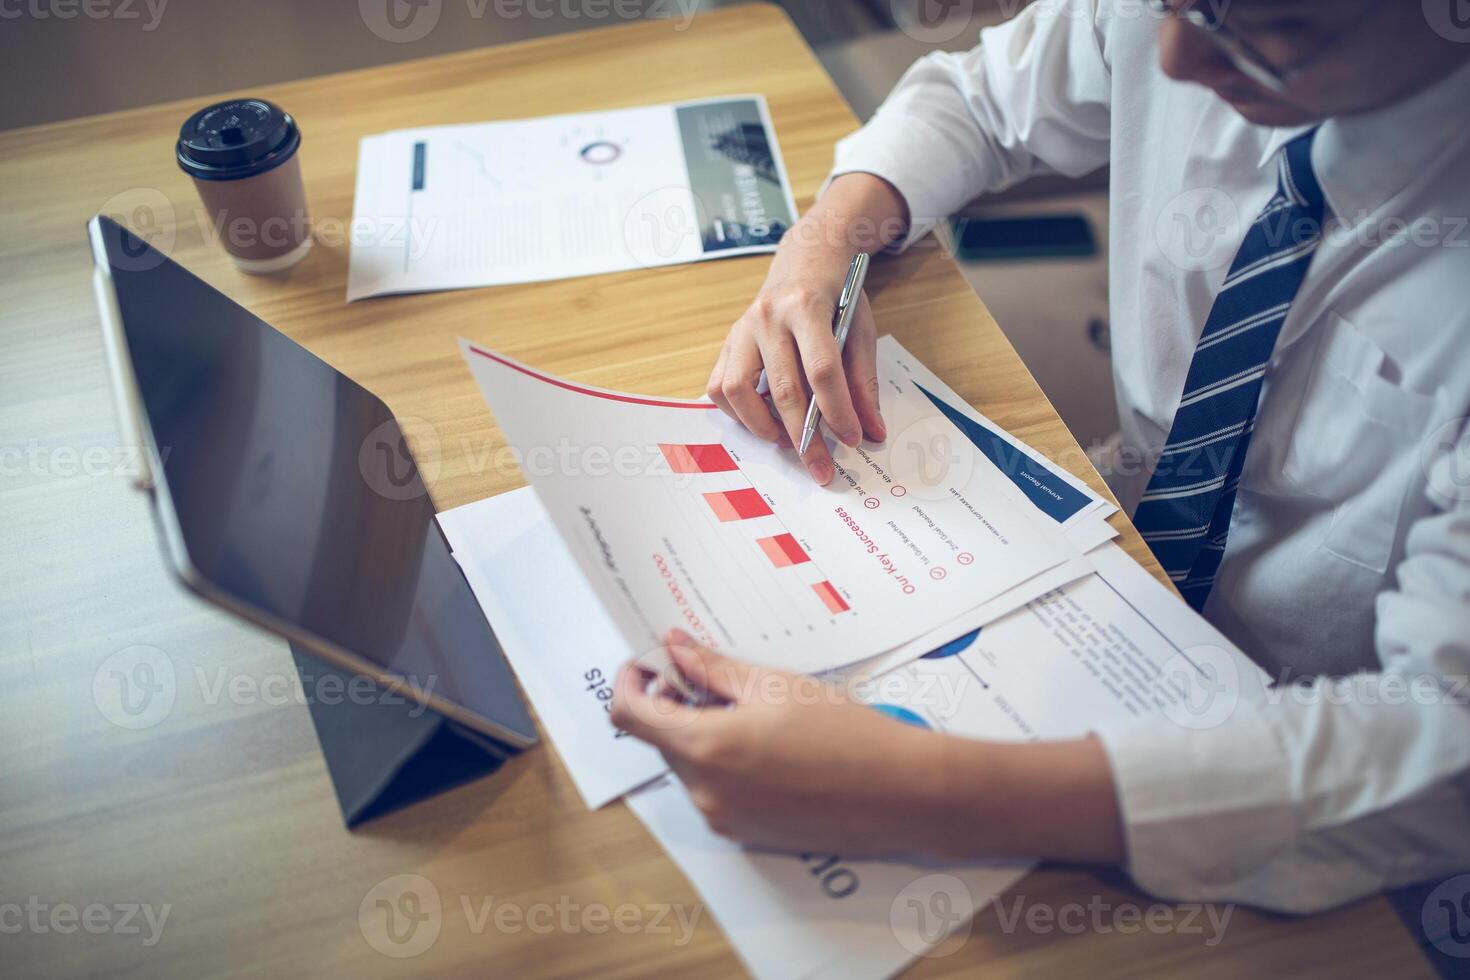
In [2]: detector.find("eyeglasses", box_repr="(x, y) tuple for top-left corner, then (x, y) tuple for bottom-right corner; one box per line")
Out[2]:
(1146, 0), (1356, 94)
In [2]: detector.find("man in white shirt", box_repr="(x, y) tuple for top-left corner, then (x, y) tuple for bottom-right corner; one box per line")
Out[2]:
(611, 0), (1470, 916)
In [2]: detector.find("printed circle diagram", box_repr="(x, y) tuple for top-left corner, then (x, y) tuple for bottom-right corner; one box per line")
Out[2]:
(871, 703), (931, 729)
(922, 628), (980, 660)
(579, 140), (623, 165)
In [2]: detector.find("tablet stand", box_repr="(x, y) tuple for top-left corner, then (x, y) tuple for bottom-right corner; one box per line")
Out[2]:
(289, 643), (516, 827)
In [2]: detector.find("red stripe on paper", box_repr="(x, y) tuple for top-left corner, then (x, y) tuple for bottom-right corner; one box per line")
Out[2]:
(468, 345), (717, 410)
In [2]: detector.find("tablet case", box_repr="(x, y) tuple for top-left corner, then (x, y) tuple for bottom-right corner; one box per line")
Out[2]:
(88, 215), (535, 830)
(290, 643), (517, 827)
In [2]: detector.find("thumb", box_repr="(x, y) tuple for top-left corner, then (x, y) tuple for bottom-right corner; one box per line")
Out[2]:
(663, 629), (762, 704)
(844, 293), (886, 443)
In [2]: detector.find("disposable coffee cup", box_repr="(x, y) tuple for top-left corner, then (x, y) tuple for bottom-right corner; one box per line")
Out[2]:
(177, 99), (313, 274)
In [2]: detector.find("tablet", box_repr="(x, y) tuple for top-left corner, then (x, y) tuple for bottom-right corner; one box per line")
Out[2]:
(87, 215), (537, 749)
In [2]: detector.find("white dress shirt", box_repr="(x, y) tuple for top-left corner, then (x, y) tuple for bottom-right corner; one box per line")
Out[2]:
(830, 0), (1470, 912)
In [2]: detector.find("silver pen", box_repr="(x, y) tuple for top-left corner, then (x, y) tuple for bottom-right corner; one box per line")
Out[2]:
(797, 252), (870, 456)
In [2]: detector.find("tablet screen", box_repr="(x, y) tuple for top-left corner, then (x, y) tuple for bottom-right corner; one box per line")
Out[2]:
(91, 216), (536, 746)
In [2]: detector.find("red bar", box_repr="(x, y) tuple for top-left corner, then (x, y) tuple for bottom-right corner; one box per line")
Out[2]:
(659, 443), (739, 474)
(812, 581), (850, 614)
(757, 533), (810, 568)
(703, 488), (773, 522)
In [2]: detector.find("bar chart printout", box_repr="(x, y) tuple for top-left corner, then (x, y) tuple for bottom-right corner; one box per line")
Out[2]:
(659, 442), (740, 474)
(812, 581), (850, 614)
(662, 444), (846, 623)
(758, 533), (810, 568)
(458, 336), (1080, 673)
(703, 488), (773, 522)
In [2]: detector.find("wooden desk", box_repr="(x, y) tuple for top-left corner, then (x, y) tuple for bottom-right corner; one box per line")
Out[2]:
(0, 5), (1428, 977)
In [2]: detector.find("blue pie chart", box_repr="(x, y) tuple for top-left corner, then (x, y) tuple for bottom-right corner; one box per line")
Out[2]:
(870, 704), (931, 729)
(922, 627), (981, 660)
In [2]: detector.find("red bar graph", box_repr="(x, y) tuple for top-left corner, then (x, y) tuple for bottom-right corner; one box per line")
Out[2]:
(757, 533), (810, 568)
(659, 443), (739, 474)
(703, 488), (773, 522)
(812, 581), (850, 614)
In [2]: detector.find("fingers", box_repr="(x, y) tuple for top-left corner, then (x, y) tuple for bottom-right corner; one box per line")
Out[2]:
(754, 327), (807, 446)
(755, 328), (838, 484)
(790, 304), (864, 450)
(663, 629), (763, 704)
(715, 326), (783, 443)
(708, 264), (884, 488)
(609, 659), (706, 749)
(705, 340), (732, 413)
(800, 440), (837, 486)
(844, 292), (886, 443)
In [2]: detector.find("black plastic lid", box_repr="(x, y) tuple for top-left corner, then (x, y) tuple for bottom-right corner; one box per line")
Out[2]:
(177, 99), (301, 181)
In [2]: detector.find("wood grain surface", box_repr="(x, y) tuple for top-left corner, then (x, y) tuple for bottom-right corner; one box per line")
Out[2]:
(0, 4), (1428, 977)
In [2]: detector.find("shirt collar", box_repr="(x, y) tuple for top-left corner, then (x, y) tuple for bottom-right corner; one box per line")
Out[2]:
(1253, 60), (1470, 222)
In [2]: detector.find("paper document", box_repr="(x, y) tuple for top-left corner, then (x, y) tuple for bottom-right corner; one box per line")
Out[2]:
(828, 552), (1093, 686)
(457, 337), (1079, 674)
(348, 96), (798, 299)
(440, 340), (1114, 806)
(440, 487), (667, 809)
(627, 773), (1030, 980)
(627, 542), (1267, 980)
(877, 336), (1118, 543)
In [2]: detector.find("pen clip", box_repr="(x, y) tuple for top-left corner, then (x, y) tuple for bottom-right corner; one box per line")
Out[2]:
(836, 252), (867, 313)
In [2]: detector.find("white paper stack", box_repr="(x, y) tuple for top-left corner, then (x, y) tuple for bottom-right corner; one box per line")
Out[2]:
(347, 96), (799, 300)
(438, 338), (1261, 979)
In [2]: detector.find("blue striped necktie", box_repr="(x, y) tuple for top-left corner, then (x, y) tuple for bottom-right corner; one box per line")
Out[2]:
(1136, 129), (1326, 612)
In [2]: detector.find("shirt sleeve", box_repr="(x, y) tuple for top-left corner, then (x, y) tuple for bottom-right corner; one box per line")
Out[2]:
(1095, 422), (1470, 913)
(827, 0), (1113, 250)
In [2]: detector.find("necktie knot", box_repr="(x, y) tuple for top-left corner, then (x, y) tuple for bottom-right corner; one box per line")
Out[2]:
(1278, 128), (1325, 219)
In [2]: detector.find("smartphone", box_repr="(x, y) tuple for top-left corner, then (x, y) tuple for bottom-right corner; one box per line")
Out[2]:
(950, 214), (1097, 261)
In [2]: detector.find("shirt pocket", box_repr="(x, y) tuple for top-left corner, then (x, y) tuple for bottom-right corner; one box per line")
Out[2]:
(1281, 314), (1438, 574)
